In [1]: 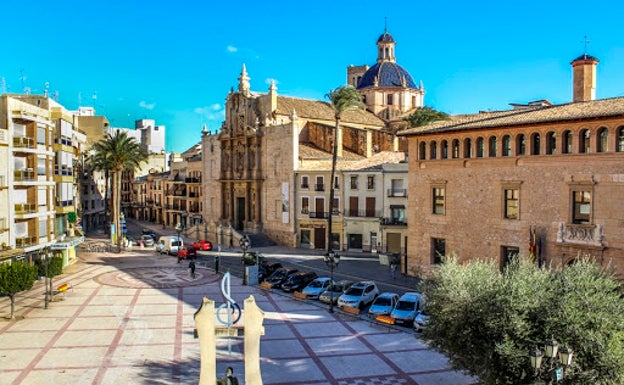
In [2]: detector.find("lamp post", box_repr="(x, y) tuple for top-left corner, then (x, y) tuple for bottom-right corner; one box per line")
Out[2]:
(323, 251), (340, 313)
(239, 235), (251, 285)
(529, 337), (574, 384)
(41, 246), (51, 309)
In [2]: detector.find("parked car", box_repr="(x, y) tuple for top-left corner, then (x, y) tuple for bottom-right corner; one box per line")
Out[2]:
(264, 267), (299, 289)
(281, 271), (318, 293)
(191, 239), (213, 251)
(414, 308), (430, 332)
(157, 236), (184, 255)
(258, 261), (283, 282)
(142, 229), (157, 239)
(177, 245), (197, 260)
(140, 235), (155, 247)
(319, 280), (354, 304)
(391, 292), (424, 326)
(368, 292), (400, 318)
(301, 277), (333, 299)
(337, 281), (379, 309)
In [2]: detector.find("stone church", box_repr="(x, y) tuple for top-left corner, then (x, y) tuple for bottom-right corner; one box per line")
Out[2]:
(202, 30), (418, 246)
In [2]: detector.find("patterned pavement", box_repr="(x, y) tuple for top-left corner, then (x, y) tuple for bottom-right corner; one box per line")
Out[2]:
(0, 248), (477, 385)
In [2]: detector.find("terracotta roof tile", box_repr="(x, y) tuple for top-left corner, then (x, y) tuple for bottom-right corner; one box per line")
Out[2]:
(400, 97), (624, 136)
(276, 96), (385, 127)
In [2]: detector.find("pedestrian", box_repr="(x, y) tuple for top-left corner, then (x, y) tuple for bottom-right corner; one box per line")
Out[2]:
(189, 260), (196, 279)
(390, 261), (397, 280)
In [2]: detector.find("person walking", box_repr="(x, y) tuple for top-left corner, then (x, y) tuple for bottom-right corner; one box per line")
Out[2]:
(189, 260), (196, 279)
(390, 261), (398, 280)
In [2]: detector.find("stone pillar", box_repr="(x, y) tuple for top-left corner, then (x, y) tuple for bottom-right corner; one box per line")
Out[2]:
(194, 298), (217, 385)
(244, 296), (265, 385)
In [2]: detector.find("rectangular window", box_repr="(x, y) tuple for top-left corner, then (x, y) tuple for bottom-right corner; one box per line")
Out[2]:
(431, 238), (446, 264)
(301, 197), (309, 214)
(504, 188), (519, 219)
(387, 94), (393, 105)
(39, 219), (47, 237)
(331, 197), (340, 214)
(501, 246), (519, 270)
(315, 176), (324, 191)
(572, 190), (591, 224)
(367, 176), (375, 190)
(300, 230), (311, 245)
(350, 176), (358, 189)
(301, 176), (309, 189)
(433, 187), (445, 215)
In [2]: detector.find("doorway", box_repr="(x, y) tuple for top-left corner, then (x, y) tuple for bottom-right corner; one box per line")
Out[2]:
(314, 227), (326, 250)
(236, 197), (245, 230)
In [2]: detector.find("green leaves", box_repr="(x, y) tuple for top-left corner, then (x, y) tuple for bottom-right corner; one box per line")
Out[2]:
(403, 106), (448, 127)
(325, 85), (365, 118)
(420, 257), (624, 385)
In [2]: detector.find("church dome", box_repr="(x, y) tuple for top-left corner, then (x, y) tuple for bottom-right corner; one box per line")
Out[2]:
(377, 32), (395, 43)
(357, 61), (417, 89)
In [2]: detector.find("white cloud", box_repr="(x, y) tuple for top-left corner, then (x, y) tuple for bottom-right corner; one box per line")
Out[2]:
(226, 45), (238, 53)
(194, 104), (224, 120)
(139, 100), (155, 110)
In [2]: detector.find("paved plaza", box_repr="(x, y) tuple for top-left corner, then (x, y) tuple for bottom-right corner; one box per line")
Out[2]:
(0, 246), (476, 385)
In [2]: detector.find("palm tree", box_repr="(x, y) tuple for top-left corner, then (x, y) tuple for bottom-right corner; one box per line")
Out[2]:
(325, 85), (365, 253)
(91, 131), (148, 252)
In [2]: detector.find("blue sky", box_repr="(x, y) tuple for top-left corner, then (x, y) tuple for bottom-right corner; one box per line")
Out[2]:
(3, 1), (623, 153)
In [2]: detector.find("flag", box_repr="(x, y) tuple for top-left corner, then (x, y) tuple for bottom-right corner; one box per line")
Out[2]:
(529, 226), (537, 264)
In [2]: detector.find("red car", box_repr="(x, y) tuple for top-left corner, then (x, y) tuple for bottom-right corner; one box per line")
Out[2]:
(191, 239), (213, 251)
(177, 245), (197, 261)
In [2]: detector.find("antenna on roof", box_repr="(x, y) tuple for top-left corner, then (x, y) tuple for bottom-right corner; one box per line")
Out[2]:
(44, 82), (49, 97)
(19, 69), (29, 94)
(582, 35), (590, 55)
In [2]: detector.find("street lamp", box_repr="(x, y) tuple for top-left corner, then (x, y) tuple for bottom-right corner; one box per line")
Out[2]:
(176, 212), (187, 247)
(40, 246), (51, 309)
(529, 337), (574, 383)
(239, 235), (251, 285)
(323, 251), (340, 313)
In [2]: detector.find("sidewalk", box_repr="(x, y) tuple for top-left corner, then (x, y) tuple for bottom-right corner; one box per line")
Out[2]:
(0, 235), (477, 385)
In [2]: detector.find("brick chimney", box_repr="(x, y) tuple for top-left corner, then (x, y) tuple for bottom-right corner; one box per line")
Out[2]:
(571, 54), (599, 102)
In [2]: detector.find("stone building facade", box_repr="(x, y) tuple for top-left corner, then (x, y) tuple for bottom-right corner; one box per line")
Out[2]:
(401, 53), (624, 277)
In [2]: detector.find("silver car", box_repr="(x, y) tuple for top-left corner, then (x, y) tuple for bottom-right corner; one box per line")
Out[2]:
(391, 292), (424, 326)
(319, 280), (354, 304)
(301, 277), (333, 299)
(337, 281), (379, 309)
(368, 292), (399, 318)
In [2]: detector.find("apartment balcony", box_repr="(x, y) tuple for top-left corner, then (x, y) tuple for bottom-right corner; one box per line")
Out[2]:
(14, 168), (35, 181)
(54, 167), (73, 177)
(15, 203), (37, 214)
(345, 209), (381, 218)
(380, 217), (407, 226)
(309, 211), (329, 219)
(13, 136), (35, 149)
(556, 222), (604, 247)
(314, 184), (325, 191)
(16, 236), (36, 248)
(185, 177), (201, 183)
(387, 188), (407, 197)
(53, 137), (73, 146)
(300, 183), (309, 189)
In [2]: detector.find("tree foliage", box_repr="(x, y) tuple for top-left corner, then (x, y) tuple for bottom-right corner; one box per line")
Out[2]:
(403, 106), (449, 127)
(90, 131), (148, 251)
(420, 257), (624, 385)
(0, 262), (39, 318)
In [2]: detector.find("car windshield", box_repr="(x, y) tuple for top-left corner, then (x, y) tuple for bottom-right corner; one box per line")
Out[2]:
(308, 280), (324, 288)
(374, 297), (392, 306)
(344, 287), (363, 296)
(395, 300), (415, 311)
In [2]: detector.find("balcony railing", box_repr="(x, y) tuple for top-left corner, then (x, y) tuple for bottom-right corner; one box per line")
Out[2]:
(16, 236), (36, 248)
(185, 177), (201, 183)
(13, 136), (35, 149)
(54, 137), (73, 146)
(15, 203), (37, 214)
(387, 188), (407, 197)
(55, 199), (74, 207)
(380, 217), (407, 226)
(300, 183), (309, 189)
(14, 169), (35, 181)
(309, 211), (329, 219)
(314, 184), (325, 191)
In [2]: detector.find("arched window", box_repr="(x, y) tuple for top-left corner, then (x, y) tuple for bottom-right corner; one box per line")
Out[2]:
(597, 127), (608, 153)
(464, 138), (472, 158)
(488, 136), (497, 157)
(476, 137), (484, 157)
(531, 133), (541, 155)
(441, 140), (448, 159)
(419, 142), (426, 160)
(516, 134), (526, 156)
(430, 141), (437, 160)
(618, 126), (624, 152)
(579, 129), (590, 153)
(546, 131), (556, 155)
(562, 130), (573, 154)
(452, 139), (460, 159)
(502, 135), (511, 156)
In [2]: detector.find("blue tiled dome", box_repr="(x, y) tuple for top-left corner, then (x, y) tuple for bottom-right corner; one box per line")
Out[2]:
(357, 62), (417, 89)
(377, 32), (395, 43)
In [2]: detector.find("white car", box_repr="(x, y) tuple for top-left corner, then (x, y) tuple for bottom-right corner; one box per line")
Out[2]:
(414, 308), (430, 332)
(337, 281), (379, 309)
(368, 292), (399, 318)
(301, 277), (333, 299)
(141, 235), (155, 247)
(391, 292), (424, 326)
